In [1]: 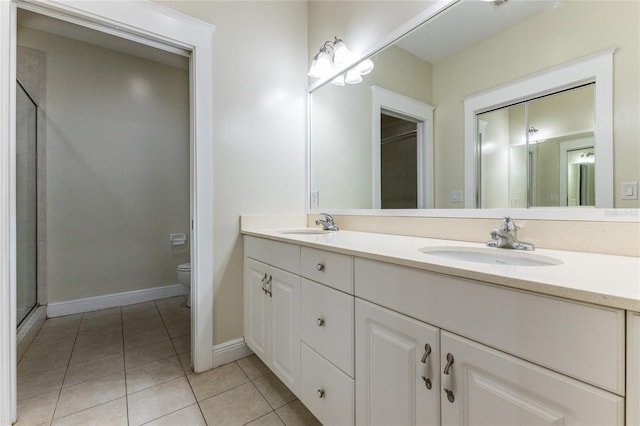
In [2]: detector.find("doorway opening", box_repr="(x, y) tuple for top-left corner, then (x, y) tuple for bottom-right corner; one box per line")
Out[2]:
(2, 2), (215, 422)
(371, 85), (434, 209)
(380, 113), (418, 208)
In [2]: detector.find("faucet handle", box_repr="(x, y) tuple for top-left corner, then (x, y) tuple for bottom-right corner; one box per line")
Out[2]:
(502, 216), (518, 231)
(320, 213), (334, 223)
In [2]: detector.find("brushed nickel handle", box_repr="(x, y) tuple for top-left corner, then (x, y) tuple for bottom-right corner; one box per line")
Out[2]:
(317, 318), (325, 327)
(442, 352), (455, 403)
(316, 263), (325, 271)
(260, 273), (268, 295)
(317, 389), (325, 398)
(420, 343), (432, 389)
(266, 275), (272, 298)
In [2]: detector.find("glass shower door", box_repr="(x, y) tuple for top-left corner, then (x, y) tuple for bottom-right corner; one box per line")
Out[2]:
(16, 81), (38, 326)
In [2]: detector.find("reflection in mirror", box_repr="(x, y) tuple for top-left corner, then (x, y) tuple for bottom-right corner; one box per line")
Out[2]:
(477, 84), (595, 208)
(568, 148), (595, 206)
(381, 114), (418, 208)
(309, 0), (638, 211)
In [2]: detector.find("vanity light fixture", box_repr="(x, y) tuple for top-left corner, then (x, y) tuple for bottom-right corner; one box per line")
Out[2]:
(308, 37), (374, 85)
(580, 151), (595, 164)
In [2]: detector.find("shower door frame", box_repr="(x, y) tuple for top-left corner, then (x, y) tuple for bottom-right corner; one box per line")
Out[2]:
(15, 79), (38, 327)
(0, 1), (216, 423)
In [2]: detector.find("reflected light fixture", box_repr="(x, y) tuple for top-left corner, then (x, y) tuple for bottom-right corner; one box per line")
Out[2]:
(580, 151), (595, 164)
(527, 126), (546, 144)
(308, 37), (374, 85)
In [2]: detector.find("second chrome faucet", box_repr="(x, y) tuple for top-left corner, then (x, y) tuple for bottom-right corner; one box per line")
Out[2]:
(315, 213), (339, 231)
(486, 217), (535, 251)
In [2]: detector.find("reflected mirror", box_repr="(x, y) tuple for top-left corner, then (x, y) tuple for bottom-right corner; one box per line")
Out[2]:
(477, 84), (595, 208)
(309, 0), (639, 210)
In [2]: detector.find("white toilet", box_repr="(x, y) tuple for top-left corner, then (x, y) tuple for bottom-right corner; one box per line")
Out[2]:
(176, 262), (191, 308)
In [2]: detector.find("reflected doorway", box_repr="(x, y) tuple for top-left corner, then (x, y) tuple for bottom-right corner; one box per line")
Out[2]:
(567, 148), (595, 206)
(380, 113), (418, 208)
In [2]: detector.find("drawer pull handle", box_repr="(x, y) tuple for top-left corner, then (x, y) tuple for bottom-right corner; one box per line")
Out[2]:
(260, 273), (268, 295)
(420, 343), (432, 390)
(265, 275), (273, 298)
(316, 263), (325, 271)
(316, 318), (325, 327)
(317, 389), (325, 399)
(442, 353), (455, 403)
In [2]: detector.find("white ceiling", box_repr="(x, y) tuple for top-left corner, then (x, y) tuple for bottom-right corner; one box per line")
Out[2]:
(396, 0), (560, 64)
(17, 8), (190, 70)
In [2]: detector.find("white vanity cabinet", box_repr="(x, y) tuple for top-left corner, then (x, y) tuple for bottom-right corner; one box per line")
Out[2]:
(355, 299), (440, 426)
(355, 257), (626, 426)
(244, 237), (301, 394)
(243, 234), (633, 426)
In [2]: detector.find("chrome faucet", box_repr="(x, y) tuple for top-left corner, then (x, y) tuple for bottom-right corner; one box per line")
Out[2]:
(486, 217), (534, 251)
(315, 213), (339, 231)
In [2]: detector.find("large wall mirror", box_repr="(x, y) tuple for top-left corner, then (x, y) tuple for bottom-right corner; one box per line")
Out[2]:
(308, 0), (639, 211)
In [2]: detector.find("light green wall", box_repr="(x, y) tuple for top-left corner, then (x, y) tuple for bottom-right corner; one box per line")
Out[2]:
(433, 0), (639, 208)
(18, 27), (190, 303)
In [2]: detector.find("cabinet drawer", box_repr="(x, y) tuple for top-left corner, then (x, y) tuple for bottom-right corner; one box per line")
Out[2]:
(355, 258), (625, 395)
(301, 247), (353, 293)
(301, 279), (354, 377)
(300, 342), (354, 426)
(244, 236), (300, 274)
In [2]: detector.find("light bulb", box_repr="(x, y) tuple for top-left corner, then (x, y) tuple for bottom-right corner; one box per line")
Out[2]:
(345, 68), (363, 84)
(356, 59), (374, 75)
(333, 39), (353, 66)
(307, 56), (322, 78)
(312, 50), (332, 79)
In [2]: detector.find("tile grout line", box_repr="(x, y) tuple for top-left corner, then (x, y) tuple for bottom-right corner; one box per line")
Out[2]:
(49, 313), (84, 424)
(121, 306), (131, 426)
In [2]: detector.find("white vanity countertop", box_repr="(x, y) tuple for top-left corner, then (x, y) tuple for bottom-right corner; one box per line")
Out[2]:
(242, 227), (640, 311)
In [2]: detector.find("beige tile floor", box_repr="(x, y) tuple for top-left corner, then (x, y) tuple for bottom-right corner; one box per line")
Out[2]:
(15, 296), (321, 426)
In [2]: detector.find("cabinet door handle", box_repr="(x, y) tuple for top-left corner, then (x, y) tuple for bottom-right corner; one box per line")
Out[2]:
(316, 263), (325, 271)
(317, 388), (325, 399)
(266, 275), (272, 297)
(420, 343), (432, 389)
(442, 352), (455, 403)
(316, 318), (325, 327)
(260, 273), (268, 295)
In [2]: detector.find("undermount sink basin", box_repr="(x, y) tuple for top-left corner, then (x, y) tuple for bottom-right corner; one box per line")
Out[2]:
(419, 246), (562, 267)
(279, 228), (331, 235)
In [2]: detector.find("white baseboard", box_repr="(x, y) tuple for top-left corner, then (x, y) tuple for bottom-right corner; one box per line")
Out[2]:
(47, 284), (188, 317)
(212, 337), (253, 368)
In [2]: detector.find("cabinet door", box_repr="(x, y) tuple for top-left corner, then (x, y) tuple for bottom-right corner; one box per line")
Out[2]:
(269, 267), (301, 395)
(244, 258), (269, 361)
(356, 299), (440, 426)
(440, 331), (624, 426)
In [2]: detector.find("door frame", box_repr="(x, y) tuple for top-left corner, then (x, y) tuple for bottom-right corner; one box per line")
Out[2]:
(371, 85), (434, 209)
(0, 1), (215, 423)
